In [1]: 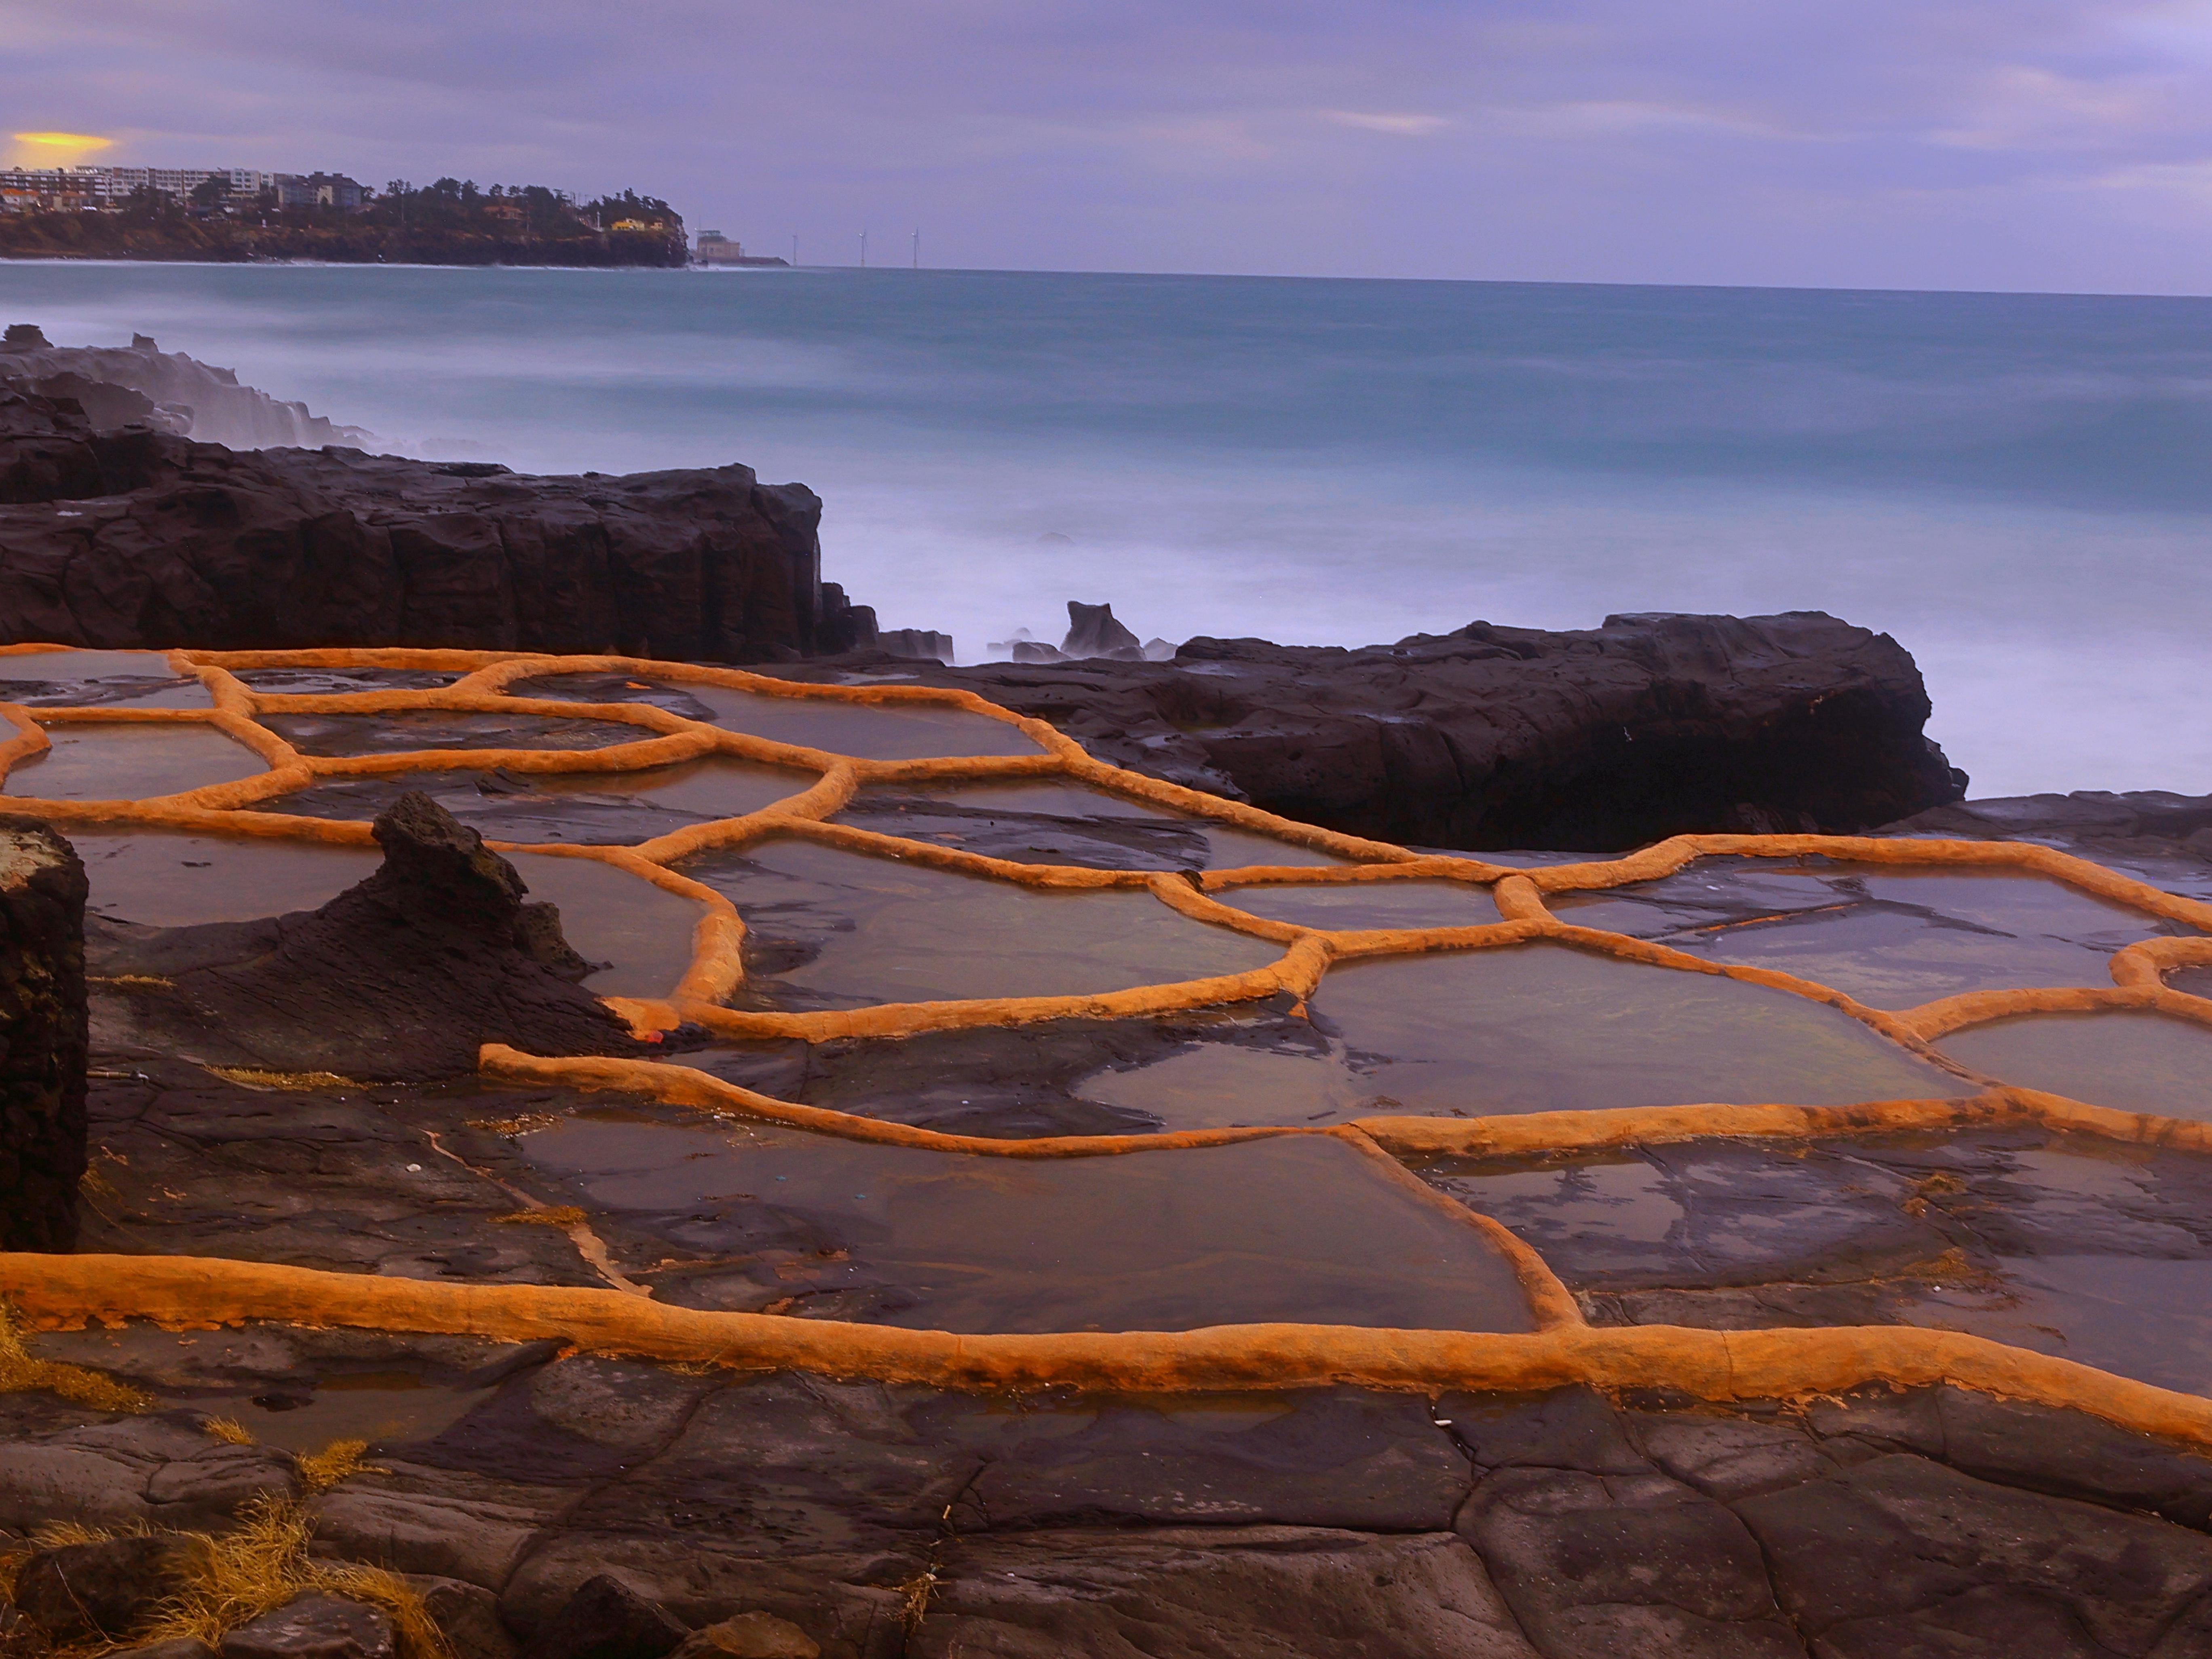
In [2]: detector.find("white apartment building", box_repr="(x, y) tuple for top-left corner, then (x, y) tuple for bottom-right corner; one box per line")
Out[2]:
(0, 166), (276, 209)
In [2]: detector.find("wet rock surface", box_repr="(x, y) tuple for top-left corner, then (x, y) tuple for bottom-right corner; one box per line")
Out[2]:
(798, 611), (1963, 851)
(8, 661), (2212, 1655)
(0, 385), (861, 661)
(669, 1008), (1324, 1139)
(0, 818), (88, 1250)
(11, 1351), (2212, 1659)
(85, 792), (637, 1080)
(1422, 1127), (2212, 1394)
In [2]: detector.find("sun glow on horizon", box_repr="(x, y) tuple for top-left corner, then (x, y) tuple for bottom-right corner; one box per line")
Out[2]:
(9, 131), (114, 165)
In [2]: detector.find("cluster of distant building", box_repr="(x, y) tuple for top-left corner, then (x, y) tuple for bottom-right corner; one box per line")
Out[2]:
(4, 162), (765, 265)
(0, 165), (368, 213)
(693, 230), (789, 267)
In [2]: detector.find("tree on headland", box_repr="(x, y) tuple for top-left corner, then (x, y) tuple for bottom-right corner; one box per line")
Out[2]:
(116, 184), (180, 224)
(578, 189), (680, 230)
(0, 172), (690, 266)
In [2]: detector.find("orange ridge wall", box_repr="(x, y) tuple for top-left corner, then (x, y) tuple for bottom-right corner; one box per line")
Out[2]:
(4, 644), (2211, 1425)
(8, 1255), (2212, 1454)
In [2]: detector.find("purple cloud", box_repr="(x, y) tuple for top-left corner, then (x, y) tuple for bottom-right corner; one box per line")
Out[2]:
(6, 0), (2212, 290)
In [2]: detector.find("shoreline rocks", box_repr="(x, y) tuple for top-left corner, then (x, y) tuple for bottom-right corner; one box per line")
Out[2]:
(808, 611), (1966, 852)
(0, 381), (871, 660)
(0, 817), (88, 1251)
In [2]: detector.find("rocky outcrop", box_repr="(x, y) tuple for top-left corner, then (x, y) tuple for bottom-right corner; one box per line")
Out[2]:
(89, 793), (638, 1081)
(987, 602), (1173, 665)
(0, 817), (87, 1251)
(11, 1327), (2212, 1659)
(1886, 788), (2212, 848)
(0, 383), (870, 659)
(809, 612), (1965, 851)
(0, 328), (370, 449)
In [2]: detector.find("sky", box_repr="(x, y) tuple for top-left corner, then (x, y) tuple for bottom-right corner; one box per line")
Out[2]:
(6, 0), (2212, 291)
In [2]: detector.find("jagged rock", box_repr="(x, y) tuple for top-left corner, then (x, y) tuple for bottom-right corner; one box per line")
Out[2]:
(1061, 600), (1143, 661)
(12, 1532), (210, 1642)
(0, 382), (860, 661)
(2, 324), (50, 349)
(670, 1614), (820, 1659)
(217, 1595), (396, 1659)
(87, 792), (637, 1080)
(796, 612), (1965, 851)
(872, 628), (954, 665)
(0, 333), (365, 448)
(517, 1575), (690, 1659)
(0, 817), (87, 1250)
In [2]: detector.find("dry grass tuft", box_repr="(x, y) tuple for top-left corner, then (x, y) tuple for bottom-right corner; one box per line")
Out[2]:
(130, 1494), (452, 1659)
(88, 973), (175, 988)
(205, 1066), (365, 1091)
(0, 1302), (153, 1414)
(0, 1502), (450, 1657)
(491, 1205), (587, 1226)
(294, 1437), (384, 1493)
(201, 1415), (256, 1446)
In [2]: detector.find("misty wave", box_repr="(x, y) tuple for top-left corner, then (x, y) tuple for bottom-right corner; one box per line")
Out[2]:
(2, 260), (2208, 795)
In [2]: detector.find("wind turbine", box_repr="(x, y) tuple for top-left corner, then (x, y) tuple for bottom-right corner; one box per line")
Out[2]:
(859, 228), (867, 268)
(911, 227), (920, 269)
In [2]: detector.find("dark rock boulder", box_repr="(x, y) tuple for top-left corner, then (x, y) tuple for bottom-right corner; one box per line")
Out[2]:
(88, 792), (638, 1081)
(217, 1595), (396, 1659)
(12, 1532), (210, 1644)
(0, 383), (866, 661)
(802, 612), (1965, 851)
(1062, 600), (1142, 661)
(518, 1574), (691, 1659)
(0, 817), (88, 1250)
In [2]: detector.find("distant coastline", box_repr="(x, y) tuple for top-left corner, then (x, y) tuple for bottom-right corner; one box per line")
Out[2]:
(0, 176), (691, 268)
(0, 212), (689, 267)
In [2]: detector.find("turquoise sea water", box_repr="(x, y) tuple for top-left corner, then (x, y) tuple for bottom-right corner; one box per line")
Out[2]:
(4, 261), (2209, 796)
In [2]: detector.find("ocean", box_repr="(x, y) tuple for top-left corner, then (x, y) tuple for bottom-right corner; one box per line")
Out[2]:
(4, 260), (2208, 798)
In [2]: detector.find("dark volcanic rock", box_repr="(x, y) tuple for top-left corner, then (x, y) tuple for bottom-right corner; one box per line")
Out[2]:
(218, 1595), (397, 1659)
(1061, 599), (1142, 661)
(518, 1575), (690, 1659)
(13, 1531), (209, 1642)
(803, 612), (1963, 851)
(89, 792), (636, 1080)
(0, 383), (867, 661)
(910, 1527), (1534, 1658)
(0, 817), (88, 1250)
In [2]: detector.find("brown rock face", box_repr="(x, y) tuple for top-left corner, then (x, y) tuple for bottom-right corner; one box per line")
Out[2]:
(0, 817), (88, 1251)
(0, 383), (872, 661)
